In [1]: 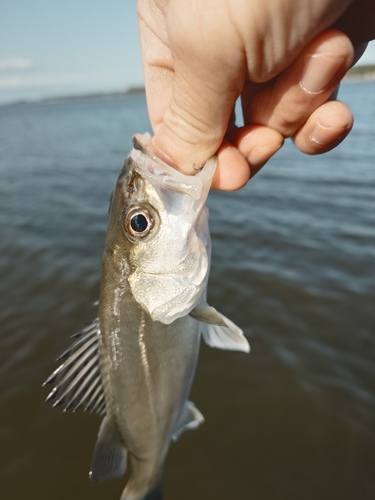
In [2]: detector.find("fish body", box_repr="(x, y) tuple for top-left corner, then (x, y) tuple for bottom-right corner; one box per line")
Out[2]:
(99, 294), (201, 498)
(45, 133), (250, 500)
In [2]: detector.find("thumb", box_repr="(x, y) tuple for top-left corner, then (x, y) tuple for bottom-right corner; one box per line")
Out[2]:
(151, 2), (245, 174)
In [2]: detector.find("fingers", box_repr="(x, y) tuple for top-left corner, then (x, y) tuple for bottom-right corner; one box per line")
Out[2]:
(139, 2), (356, 193)
(293, 100), (353, 154)
(211, 30), (354, 190)
(242, 30), (354, 147)
(210, 99), (351, 191)
(148, 0), (245, 174)
(210, 125), (284, 190)
(210, 141), (251, 191)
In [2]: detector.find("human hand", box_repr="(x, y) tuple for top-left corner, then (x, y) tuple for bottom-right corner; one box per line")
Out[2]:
(138, 0), (374, 190)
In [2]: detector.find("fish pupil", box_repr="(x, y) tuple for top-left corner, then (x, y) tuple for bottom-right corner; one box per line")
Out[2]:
(130, 214), (148, 232)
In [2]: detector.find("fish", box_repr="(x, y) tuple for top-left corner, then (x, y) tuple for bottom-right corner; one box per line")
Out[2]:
(44, 133), (250, 500)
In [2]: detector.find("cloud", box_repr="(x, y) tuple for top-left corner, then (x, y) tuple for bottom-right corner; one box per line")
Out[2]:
(0, 58), (32, 71)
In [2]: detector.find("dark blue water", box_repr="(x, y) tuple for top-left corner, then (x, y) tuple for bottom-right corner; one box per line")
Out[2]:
(0, 84), (374, 500)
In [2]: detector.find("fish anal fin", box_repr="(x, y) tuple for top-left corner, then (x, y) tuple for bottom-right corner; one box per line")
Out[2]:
(189, 305), (227, 326)
(90, 416), (127, 484)
(171, 401), (204, 442)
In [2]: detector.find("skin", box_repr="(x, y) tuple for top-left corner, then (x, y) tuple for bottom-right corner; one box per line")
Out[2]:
(138, 0), (375, 190)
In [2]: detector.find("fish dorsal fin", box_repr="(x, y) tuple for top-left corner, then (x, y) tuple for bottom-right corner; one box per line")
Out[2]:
(90, 415), (127, 484)
(171, 401), (204, 442)
(43, 318), (106, 414)
(190, 304), (250, 353)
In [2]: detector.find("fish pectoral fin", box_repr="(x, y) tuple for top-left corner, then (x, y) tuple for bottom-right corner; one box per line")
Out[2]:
(191, 304), (250, 353)
(171, 401), (204, 442)
(43, 318), (106, 414)
(90, 415), (127, 484)
(189, 304), (228, 326)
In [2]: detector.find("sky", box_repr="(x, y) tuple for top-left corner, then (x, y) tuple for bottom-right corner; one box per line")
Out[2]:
(0, 0), (142, 104)
(1, 0), (375, 105)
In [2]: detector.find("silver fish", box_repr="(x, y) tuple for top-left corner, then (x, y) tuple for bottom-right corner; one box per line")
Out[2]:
(44, 133), (250, 500)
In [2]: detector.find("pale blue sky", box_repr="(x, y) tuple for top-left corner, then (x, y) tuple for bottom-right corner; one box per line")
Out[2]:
(0, 0), (142, 104)
(1, 0), (375, 105)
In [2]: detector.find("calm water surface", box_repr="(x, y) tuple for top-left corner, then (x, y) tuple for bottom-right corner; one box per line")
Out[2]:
(0, 83), (374, 500)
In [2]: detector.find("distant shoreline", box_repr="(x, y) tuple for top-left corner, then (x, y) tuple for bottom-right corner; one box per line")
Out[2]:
(0, 86), (145, 107)
(344, 64), (375, 82)
(2, 64), (375, 107)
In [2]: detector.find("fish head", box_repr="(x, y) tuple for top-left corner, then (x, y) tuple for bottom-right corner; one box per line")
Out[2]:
(106, 133), (216, 325)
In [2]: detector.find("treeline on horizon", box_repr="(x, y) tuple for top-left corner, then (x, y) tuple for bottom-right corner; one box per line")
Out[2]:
(346, 64), (375, 77)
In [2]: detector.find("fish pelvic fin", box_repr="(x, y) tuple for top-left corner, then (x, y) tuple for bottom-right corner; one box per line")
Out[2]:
(43, 318), (106, 414)
(171, 401), (204, 442)
(90, 415), (127, 484)
(190, 304), (250, 353)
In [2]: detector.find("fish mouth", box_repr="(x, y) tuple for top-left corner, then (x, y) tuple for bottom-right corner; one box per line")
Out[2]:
(131, 133), (217, 201)
(133, 135), (166, 170)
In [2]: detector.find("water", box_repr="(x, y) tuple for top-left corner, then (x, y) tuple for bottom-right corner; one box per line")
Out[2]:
(0, 84), (374, 500)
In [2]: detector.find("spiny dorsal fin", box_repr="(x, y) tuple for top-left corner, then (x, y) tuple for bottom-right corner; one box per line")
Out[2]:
(171, 401), (204, 442)
(190, 304), (250, 353)
(43, 318), (106, 414)
(90, 416), (127, 484)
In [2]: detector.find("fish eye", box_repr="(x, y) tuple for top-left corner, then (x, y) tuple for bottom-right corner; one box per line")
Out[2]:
(123, 206), (155, 240)
(130, 213), (148, 233)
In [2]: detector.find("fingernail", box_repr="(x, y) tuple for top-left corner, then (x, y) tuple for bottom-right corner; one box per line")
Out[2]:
(310, 121), (346, 145)
(301, 54), (346, 94)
